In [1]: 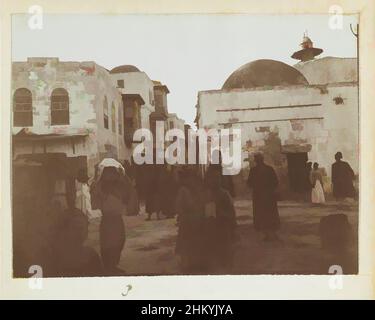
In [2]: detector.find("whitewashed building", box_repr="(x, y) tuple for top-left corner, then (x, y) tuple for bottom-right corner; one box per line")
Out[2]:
(12, 58), (185, 208)
(167, 113), (185, 132)
(109, 64), (155, 131)
(195, 37), (358, 197)
(12, 57), (128, 178)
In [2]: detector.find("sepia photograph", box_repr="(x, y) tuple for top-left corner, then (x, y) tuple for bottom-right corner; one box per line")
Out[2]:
(10, 12), (360, 277)
(1, 0), (374, 301)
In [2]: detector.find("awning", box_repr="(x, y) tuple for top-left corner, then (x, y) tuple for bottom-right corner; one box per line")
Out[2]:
(13, 128), (88, 142)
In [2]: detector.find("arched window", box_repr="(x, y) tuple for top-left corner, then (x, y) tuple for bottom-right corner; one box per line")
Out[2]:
(13, 88), (33, 127)
(118, 105), (123, 135)
(111, 102), (116, 133)
(51, 88), (69, 125)
(103, 96), (109, 129)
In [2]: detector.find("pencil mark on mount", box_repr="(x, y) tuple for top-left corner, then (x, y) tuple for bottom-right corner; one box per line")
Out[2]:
(121, 284), (133, 297)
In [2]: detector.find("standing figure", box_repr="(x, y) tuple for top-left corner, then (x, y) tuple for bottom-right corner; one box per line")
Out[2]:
(123, 159), (135, 183)
(134, 161), (148, 204)
(205, 169), (237, 272)
(247, 153), (280, 241)
(75, 168), (94, 219)
(175, 169), (206, 273)
(331, 152), (356, 201)
(123, 159), (139, 216)
(157, 165), (178, 218)
(310, 162), (326, 204)
(53, 210), (103, 277)
(303, 162), (313, 201)
(91, 164), (130, 275)
(205, 150), (235, 198)
(145, 165), (162, 220)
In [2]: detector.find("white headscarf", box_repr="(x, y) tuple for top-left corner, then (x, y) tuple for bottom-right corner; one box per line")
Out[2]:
(97, 158), (125, 180)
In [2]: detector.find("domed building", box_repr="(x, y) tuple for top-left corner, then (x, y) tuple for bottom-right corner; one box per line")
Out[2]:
(222, 59), (308, 90)
(110, 64), (141, 74)
(195, 38), (358, 198)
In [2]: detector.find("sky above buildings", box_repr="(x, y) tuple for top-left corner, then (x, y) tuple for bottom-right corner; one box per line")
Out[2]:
(12, 14), (358, 126)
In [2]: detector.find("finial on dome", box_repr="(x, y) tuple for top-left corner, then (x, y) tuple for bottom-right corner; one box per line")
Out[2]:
(291, 32), (323, 62)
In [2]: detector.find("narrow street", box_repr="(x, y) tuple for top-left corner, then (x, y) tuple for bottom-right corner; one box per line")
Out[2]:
(86, 200), (358, 275)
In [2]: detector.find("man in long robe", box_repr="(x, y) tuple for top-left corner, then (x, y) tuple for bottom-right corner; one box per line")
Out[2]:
(247, 153), (280, 241)
(331, 152), (356, 200)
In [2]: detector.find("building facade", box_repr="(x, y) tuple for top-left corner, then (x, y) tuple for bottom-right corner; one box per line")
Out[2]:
(12, 57), (129, 178)
(12, 59), (182, 169)
(12, 58), (186, 210)
(167, 113), (185, 132)
(195, 38), (358, 197)
(109, 65), (155, 131)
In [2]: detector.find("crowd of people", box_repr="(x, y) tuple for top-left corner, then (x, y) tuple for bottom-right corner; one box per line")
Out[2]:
(174, 164), (237, 273)
(12, 150), (357, 277)
(88, 155), (238, 275)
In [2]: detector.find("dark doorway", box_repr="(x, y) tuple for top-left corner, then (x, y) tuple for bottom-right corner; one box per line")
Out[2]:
(286, 152), (308, 192)
(13, 153), (88, 209)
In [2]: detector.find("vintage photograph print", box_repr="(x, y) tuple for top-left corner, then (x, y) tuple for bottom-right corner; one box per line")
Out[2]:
(11, 12), (359, 278)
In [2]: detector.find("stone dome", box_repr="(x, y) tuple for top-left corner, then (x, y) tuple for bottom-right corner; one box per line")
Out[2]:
(110, 65), (140, 74)
(222, 59), (309, 90)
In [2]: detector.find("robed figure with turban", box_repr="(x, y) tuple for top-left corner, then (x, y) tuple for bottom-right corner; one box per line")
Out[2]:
(247, 153), (280, 241)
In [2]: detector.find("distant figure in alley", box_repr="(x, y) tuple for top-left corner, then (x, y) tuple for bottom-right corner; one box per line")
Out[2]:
(247, 153), (280, 241)
(205, 167), (237, 272)
(175, 168), (206, 273)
